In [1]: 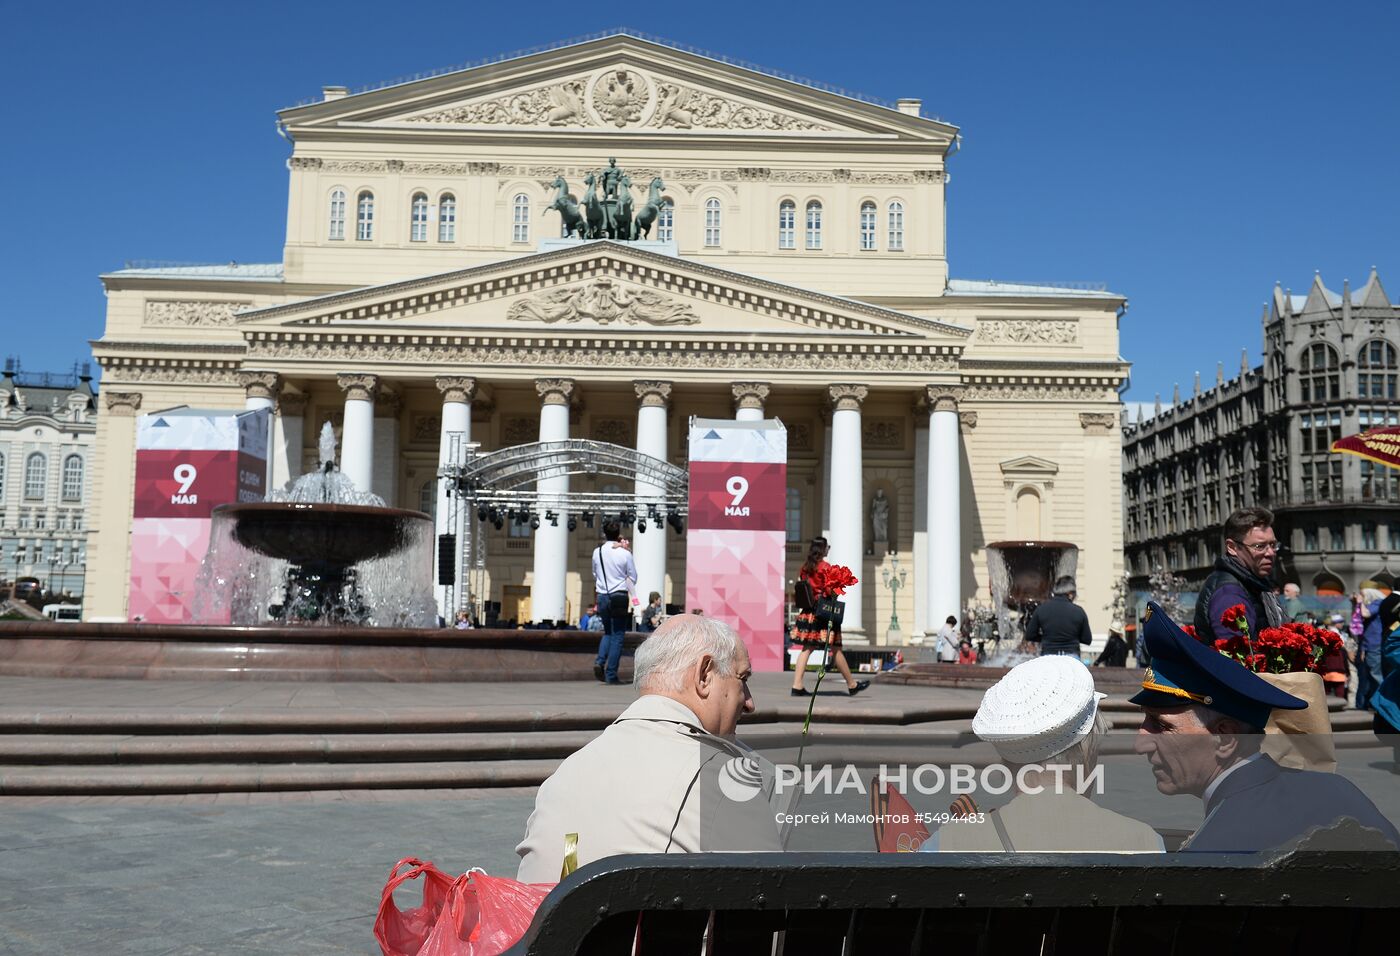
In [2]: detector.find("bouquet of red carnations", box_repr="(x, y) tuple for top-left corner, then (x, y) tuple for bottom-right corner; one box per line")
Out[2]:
(1213, 603), (1344, 674)
(807, 563), (858, 598)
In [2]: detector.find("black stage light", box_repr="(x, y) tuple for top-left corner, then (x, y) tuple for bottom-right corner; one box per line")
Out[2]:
(582, 512), (594, 529)
(507, 508), (517, 522)
(529, 515), (541, 530)
(636, 519), (647, 533)
(667, 512), (684, 533)
(548, 512), (558, 527)
(567, 516), (577, 532)
(493, 519), (504, 531)
(477, 506), (488, 522)
(648, 505), (660, 520)
(487, 507), (499, 523)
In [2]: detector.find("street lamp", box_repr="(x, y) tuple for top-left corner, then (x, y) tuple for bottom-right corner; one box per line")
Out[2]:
(881, 555), (908, 644)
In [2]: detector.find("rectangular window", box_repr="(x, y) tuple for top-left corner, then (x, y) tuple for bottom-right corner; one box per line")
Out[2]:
(704, 201), (721, 247)
(328, 192), (346, 241)
(860, 204), (876, 251)
(438, 198), (456, 243)
(805, 203), (822, 250)
(785, 489), (802, 543)
(657, 202), (674, 242)
(34, 513), (45, 530)
(1363, 523), (1378, 550)
(778, 204), (795, 250)
(410, 198), (428, 242)
(887, 202), (905, 251)
(1330, 526), (1345, 551)
(1304, 527), (1319, 551)
(356, 194), (374, 241)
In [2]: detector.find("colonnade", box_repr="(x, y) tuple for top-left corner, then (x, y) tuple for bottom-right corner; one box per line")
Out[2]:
(238, 371), (965, 636)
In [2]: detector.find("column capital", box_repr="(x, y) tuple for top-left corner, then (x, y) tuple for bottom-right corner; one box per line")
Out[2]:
(731, 381), (770, 411)
(925, 384), (965, 413)
(1079, 411), (1118, 435)
(103, 391), (143, 417)
(375, 386), (402, 418)
(535, 377), (575, 406)
(435, 376), (477, 405)
(237, 369), (282, 402)
(277, 390), (308, 416)
(827, 383), (868, 412)
(634, 380), (673, 408)
(337, 372), (379, 403)
(959, 410), (978, 432)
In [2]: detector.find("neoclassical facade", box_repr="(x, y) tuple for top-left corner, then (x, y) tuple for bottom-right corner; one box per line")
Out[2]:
(86, 34), (1128, 638)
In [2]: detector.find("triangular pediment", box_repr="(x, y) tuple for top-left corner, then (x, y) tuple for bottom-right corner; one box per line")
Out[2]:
(279, 35), (955, 143)
(236, 242), (971, 344)
(1000, 455), (1059, 478)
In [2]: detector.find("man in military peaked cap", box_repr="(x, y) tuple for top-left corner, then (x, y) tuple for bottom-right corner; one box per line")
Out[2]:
(1131, 602), (1399, 852)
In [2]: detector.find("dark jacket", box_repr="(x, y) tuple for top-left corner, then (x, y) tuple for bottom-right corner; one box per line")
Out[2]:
(1184, 755), (1399, 852)
(1094, 632), (1129, 667)
(1193, 556), (1276, 642)
(1024, 595), (1092, 654)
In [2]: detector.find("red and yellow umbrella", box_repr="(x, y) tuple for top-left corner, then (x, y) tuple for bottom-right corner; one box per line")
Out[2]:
(1331, 426), (1400, 469)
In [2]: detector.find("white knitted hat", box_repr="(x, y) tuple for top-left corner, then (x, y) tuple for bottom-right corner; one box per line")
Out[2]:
(971, 656), (1106, 764)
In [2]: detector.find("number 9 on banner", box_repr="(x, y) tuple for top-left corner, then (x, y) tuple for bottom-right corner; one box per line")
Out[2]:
(726, 475), (749, 506)
(173, 463), (198, 495)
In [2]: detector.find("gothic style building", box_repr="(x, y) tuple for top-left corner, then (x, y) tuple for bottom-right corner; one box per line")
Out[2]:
(1, 363), (96, 597)
(86, 34), (1128, 638)
(1123, 269), (1399, 594)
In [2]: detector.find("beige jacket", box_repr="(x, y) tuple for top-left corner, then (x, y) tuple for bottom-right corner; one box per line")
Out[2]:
(935, 791), (1164, 853)
(515, 695), (783, 882)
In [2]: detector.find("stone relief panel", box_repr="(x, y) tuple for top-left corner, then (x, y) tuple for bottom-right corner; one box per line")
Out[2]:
(411, 414), (440, 443)
(501, 417), (536, 445)
(320, 160), (390, 173)
(590, 418), (634, 446)
(144, 300), (249, 327)
(862, 418), (905, 450)
(410, 78), (588, 126)
(591, 69), (651, 127)
(976, 319), (1079, 345)
(651, 80), (830, 131)
(506, 278), (699, 326)
(787, 420), (814, 452)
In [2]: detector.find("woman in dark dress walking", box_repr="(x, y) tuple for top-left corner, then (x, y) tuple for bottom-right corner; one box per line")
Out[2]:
(790, 537), (869, 697)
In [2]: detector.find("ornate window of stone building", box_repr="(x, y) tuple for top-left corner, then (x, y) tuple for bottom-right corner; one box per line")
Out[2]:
(23, 452), (46, 500)
(1357, 340), (1398, 400)
(1362, 522), (1378, 551)
(859, 201), (876, 251)
(786, 487), (802, 542)
(887, 201), (905, 251)
(657, 199), (674, 242)
(438, 193), (456, 243)
(805, 200), (822, 250)
(410, 193), (429, 242)
(512, 193), (530, 243)
(328, 189), (346, 241)
(778, 200), (795, 250)
(1361, 460), (1399, 501)
(61, 455), (82, 502)
(356, 191), (374, 241)
(704, 198), (722, 247)
(1360, 408), (1400, 429)
(1299, 343), (1339, 402)
(1000, 456), (1057, 540)
(418, 480), (435, 519)
(1299, 410), (1341, 454)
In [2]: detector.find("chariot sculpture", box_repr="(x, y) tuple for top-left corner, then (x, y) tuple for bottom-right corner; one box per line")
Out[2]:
(545, 160), (666, 242)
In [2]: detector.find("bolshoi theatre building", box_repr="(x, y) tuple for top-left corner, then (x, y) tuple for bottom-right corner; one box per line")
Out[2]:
(86, 34), (1129, 642)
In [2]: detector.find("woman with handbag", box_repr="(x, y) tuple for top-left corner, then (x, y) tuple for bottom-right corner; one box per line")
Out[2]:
(790, 537), (869, 697)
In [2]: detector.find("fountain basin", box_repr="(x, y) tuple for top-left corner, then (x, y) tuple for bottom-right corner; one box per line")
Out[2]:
(223, 502), (429, 567)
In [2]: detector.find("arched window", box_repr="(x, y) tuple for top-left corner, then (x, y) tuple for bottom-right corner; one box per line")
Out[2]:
(1358, 339), (1398, 400)
(704, 198), (721, 247)
(778, 200), (796, 250)
(1015, 488), (1042, 539)
(61, 455), (83, 502)
(438, 194), (456, 243)
(356, 191), (374, 241)
(512, 193), (530, 243)
(418, 480), (436, 520)
(1299, 343), (1339, 402)
(24, 453), (46, 500)
(859, 201), (876, 251)
(657, 199), (674, 242)
(409, 192), (429, 242)
(785, 487), (802, 542)
(805, 200), (822, 250)
(328, 189), (346, 241)
(887, 201), (905, 251)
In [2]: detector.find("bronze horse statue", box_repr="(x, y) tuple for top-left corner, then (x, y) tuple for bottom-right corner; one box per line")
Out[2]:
(545, 176), (587, 238)
(630, 177), (666, 240)
(581, 172), (607, 239)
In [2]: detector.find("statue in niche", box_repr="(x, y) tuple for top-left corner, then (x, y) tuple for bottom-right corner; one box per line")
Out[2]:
(871, 488), (891, 546)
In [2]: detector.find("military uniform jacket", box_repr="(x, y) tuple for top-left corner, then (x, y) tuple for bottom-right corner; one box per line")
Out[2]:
(1185, 755), (1400, 852)
(935, 791), (1164, 853)
(515, 695), (783, 882)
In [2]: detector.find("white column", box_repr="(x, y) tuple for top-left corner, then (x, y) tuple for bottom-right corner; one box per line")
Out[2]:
(434, 376), (476, 622)
(912, 417), (929, 639)
(531, 378), (573, 623)
(337, 373), (377, 494)
(634, 381), (672, 614)
(926, 386), (963, 637)
(275, 392), (306, 491)
(732, 382), (769, 422)
(238, 370), (279, 494)
(828, 384), (868, 642)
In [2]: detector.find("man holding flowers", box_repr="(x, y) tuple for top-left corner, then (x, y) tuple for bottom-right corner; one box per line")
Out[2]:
(1194, 507), (1285, 643)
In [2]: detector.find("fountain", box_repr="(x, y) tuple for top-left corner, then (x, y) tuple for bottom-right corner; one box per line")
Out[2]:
(192, 423), (436, 627)
(984, 540), (1080, 662)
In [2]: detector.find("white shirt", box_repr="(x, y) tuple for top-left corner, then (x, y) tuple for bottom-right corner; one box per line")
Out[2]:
(592, 542), (637, 596)
(936, 625), (959, 662)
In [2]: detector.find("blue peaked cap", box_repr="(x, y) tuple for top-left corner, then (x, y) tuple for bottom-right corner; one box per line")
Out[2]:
(1129, 601), (1306, 729)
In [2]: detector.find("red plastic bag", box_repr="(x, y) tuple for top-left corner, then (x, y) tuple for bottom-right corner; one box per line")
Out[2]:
(376, 859), (554, 956)
(418, 870), (554, 956)
(375, 857), (457, 956)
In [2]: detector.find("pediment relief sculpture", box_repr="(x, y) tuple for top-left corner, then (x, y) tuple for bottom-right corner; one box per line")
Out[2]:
(403, 68), (833, 132)
(506, 277), (699, 326)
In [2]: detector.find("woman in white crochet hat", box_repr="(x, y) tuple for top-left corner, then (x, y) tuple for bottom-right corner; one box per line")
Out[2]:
(932, 655), (1163, 852)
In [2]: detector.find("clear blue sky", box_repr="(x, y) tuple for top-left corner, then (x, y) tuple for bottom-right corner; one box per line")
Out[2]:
(2, 0), (1395, 403)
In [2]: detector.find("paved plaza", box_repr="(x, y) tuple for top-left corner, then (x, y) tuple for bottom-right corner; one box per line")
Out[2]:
(1, 673), (1397, 954)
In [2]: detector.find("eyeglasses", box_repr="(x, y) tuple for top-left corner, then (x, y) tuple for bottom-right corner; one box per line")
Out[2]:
(1232, 540), (1280, 555)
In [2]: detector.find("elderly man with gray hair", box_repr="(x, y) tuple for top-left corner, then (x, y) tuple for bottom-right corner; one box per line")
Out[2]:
(515, 614), (783, 881)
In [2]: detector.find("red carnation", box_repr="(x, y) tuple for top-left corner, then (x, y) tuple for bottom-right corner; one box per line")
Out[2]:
(1181, 624), (1199, 640)
(809, 563), (858, 598)
(1219, 603), (1250, 635)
